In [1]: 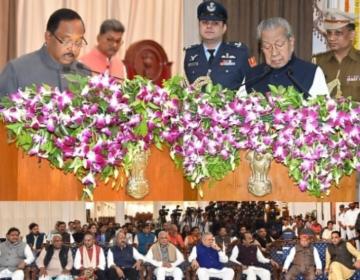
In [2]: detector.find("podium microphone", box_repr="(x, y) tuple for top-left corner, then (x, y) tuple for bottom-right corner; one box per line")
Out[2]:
(240, 65), (272, 89)
(76, 62), (124, 81)
(286, 68), (310, 98)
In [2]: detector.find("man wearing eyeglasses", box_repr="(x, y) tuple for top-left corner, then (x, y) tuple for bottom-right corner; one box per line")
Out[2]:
(0, 8), (90, 97)
(80, 19), (127, 80)
(245, 17), (329, 99)
(184, 1), (251, 91)
(313, 9), (360, 102)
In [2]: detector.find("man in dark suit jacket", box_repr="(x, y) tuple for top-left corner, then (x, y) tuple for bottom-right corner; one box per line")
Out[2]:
(26, 223), (46, 257)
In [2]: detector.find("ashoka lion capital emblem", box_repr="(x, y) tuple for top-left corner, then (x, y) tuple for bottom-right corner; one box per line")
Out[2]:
(246, 150), (273, 196)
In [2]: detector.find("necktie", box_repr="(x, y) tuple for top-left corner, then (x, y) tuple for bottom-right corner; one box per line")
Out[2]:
(208, 49), (215, 65)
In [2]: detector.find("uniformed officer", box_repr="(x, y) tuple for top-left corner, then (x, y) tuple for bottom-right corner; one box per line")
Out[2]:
(184, 0), (250, 90)
(312, 9), (360, 102)
(245, 17), (329, 99)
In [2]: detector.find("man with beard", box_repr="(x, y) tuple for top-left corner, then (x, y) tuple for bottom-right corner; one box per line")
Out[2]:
(26, 223), (46, 257)
(74, 232), (107, 280)
(0, 8), (90, 96)
(80, 19), (126, 80)
(325, 231), (360, 280)
(214, 226), (232, 256)
(107, 231), (144, 280)
(72, 220), (85, 244)
(0, 227), (34, 280)
(25, 223), (46, 279)
(36, 234), (73, 280)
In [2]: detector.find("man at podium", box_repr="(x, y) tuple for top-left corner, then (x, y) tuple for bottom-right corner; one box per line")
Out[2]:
(245, 17), (329, 99)
(0, 8), (90, 97)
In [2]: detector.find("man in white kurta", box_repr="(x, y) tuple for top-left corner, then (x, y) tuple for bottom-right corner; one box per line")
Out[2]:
(74, 232), (106, 280)
(146, 231), (184, 280)
(188, 232), (234, 280)
(344, 203), (360, 248)
(0, 228), (34, 280)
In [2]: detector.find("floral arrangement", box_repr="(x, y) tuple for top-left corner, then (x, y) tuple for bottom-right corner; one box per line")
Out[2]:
(0, 74), (179, 199)
(0, 74), (359, 199)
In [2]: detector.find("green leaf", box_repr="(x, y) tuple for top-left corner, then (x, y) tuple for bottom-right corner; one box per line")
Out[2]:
(82, 186), (94, 200)
(133, 119), (148, 137)
(17, 131), (33, 151)
(6, 123), (24, 135)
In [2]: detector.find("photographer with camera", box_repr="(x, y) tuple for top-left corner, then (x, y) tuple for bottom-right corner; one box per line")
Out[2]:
(158, 206), (170, 227)
(170, 206), (183, 227)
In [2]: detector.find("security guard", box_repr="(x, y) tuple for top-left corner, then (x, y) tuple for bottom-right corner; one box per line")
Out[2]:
(184, 0), (250, 90)
(313, 9), (360, 102)
(245, 17), (329, 99)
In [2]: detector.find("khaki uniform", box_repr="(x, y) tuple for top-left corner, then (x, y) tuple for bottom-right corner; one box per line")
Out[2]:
(313, 47), (360, 102)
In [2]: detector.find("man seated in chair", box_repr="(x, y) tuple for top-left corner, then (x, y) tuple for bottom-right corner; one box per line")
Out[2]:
(133, 223), (157, 255)
(282, 229), (322, 280)
(229, 231), (278, 280)
(215, 227), (233, 256)
(74, 232), (107, 280)
(0, 227), (34, 280)
(188, 232), (234, 280)
(36, 234), (73, 280)
(145, 231), (184, 280)
(107, 231), (145, 280)
(325, 231), (360, 280)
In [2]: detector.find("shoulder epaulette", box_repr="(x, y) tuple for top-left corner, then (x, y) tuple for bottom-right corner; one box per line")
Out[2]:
(226, 42), (244, 48)
(248, 56), (257, 67)
(183, 44), (200, 51)
(313, 50), (332, 58)
(312, 51), (332, 64)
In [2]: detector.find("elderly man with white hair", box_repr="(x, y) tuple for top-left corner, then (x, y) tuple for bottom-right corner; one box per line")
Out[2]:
(245, 17), (329, 98)
(145, 231), (184, 280)
(36, 234), (73, 280)
(188, 232), (234, 280)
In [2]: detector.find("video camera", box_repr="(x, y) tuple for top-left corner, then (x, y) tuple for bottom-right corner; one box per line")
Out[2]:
(170, 205), (183, 225)
(159, 205), (169, 217)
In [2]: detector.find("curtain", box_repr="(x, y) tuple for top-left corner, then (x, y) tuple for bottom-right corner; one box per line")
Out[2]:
(0, 0), (17, 70)
(0, 202), (86, 238)
(15, 0), (183, 74)
(219, 0), (313, 63)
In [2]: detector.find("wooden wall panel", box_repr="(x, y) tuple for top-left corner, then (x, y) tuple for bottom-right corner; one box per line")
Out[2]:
(183, 152), (356, 201)
(0, 123), (356, 201)
(0, 124), (18, 199)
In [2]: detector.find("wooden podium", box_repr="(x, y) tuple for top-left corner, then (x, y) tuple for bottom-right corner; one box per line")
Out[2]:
(0, 123), (356, 201)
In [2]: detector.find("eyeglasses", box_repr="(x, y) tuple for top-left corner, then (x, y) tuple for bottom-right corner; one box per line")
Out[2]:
(52, 32), (88, 48)
(261, 39), (288, 52)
